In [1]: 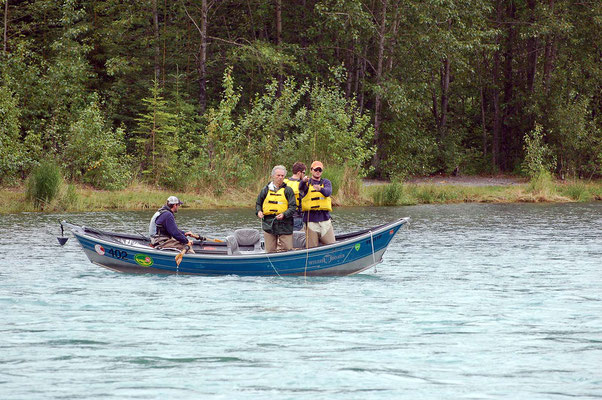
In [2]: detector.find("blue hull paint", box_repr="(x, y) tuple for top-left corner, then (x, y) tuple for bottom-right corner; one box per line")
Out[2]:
(68, 218), (409, 276)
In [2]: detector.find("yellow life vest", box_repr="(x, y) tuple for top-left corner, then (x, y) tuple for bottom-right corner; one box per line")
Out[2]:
(262, 186), (288, 215)
(301, 182), (332, 212)
(283, 178), (301, 206)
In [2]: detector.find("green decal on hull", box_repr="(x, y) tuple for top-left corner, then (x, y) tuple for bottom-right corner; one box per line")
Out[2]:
(134, 254), (154, 267)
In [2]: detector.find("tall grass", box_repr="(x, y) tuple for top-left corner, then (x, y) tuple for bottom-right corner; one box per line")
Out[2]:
(371, 183), (406, 206)
(322, 165), (363, 204)
(2, 177), (600, 214)
(26, 160), (62, 209)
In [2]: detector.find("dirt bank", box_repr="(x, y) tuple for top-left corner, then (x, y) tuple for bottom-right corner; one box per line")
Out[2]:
(364, 175), (526, 187)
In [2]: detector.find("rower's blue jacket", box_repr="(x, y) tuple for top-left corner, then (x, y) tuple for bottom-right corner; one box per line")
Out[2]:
(155, 209), (188, 244)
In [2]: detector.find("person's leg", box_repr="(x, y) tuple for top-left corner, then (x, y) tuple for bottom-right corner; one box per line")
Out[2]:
(263, 232), (278, 253)
(304, 224), (320, 248)
(319, 226), (335, 245)
(157, 238), (195, 253)
(278, 234), (293, 251)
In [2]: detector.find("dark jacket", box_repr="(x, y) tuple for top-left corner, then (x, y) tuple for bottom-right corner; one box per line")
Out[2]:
(255, 182), (296, 235)
(154, 207), (188, 244)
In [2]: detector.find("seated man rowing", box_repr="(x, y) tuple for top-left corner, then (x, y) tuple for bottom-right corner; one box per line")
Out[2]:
(149, 196), (202, 253)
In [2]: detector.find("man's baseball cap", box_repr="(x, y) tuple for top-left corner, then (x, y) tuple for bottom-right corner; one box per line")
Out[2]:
(311, 161), (323, 170)
(167, 196), (183, 205)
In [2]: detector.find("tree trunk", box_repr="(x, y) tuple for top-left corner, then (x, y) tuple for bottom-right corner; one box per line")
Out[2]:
(526, 0), (538, 94)
(345, 40), (354, 98)
(275, 0), (283, 98)
(162, 0), (167, 86)
(4, 0), (8, 56)
(481, 86), (487, 156)
(198, 0), (208, 114)
(501, 0), (516, 171)
(152, 0), (161, 82)
(542, 0), (556, 93)
(372, 0), (388, 172)
(438, 57), (450, 139)
(492, 0), (503, 170)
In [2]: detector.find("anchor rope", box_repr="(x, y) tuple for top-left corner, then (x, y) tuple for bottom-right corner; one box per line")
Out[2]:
(261, 217), (282, 278)
(370, 230), (377, 273)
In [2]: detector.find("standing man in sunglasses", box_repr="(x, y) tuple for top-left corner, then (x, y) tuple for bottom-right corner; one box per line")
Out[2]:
(299, 161), (335, 247)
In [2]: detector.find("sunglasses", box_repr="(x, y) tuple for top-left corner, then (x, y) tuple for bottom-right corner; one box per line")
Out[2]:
(312, 167), (323, 172)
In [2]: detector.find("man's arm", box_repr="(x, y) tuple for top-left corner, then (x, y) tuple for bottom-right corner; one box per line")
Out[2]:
(163, 214), (188, 244)
(320, 179), (333, 197)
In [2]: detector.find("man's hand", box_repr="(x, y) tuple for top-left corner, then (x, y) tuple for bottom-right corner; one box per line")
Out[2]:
(312, 184), (321, 191)
(276, 213), (284, 220)
(257, 211), (264, 219)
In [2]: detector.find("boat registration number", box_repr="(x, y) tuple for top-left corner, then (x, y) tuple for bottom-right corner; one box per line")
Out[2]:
(107, 248), (128, 260)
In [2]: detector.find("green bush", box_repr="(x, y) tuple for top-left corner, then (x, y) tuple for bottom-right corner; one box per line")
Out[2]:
(63, 98), (132, 190)
(372, 183), (405, 206)
(26, 160), (62, 208)
(527, 170), (556, 195)
(559, 181), (591, 202)
(522, 124), (556, 178)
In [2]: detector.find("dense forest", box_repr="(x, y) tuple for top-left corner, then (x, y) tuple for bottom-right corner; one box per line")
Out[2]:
(1, 0), (600, 191)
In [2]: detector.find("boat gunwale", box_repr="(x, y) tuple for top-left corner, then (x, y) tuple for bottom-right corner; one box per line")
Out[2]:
(64, 217), (410, 260)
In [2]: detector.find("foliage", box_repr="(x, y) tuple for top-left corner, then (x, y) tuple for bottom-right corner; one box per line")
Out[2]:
(194, 67), (253, 193)
(522, 124), (556, 178)
(63, 98), (132, 190)
(134, 80), (178, 185)
(26, 159), (62, 209)
(371, 183), (406, 206)
(239, 77), (308, 174)
(558, 181), (592, 202)
(1, 0), (601, 190)
(381, 121), (439, 180)
(0, 86), (23, 184)
(527, 170), (556, 196)
(295, 78), (375, 171)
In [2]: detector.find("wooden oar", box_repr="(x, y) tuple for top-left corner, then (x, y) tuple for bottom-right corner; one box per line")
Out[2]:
(175, 244), (190, 267)
(190, 233), (224, 243)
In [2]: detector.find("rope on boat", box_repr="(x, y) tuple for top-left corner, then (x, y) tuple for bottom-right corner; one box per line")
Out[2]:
(261, 218), (282, 278)
(370, 230), (377, 273)
(265, 251), (281, 278)
(304, 208), (310, 280)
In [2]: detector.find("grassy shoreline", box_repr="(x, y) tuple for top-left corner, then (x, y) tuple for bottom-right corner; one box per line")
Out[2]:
(1, 178), (600, 215)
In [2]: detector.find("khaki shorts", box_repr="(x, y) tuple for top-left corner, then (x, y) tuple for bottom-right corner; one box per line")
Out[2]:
(305, 220), (335, 248)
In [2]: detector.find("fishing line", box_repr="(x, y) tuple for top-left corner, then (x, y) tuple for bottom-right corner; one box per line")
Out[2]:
(261, 216), (282, 278)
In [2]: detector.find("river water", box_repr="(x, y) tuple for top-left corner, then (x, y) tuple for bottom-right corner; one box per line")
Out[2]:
(1, 203), (601, 399)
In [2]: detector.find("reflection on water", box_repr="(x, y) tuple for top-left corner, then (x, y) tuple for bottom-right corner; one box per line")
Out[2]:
(1, 203), (601, 399)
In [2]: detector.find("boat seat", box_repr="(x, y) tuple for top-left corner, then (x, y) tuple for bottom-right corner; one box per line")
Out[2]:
(293, 231), (306, 249)
(226, 228), (262, 255)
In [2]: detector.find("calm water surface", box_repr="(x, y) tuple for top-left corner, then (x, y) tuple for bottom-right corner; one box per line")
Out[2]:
(1, 203), (601, 399)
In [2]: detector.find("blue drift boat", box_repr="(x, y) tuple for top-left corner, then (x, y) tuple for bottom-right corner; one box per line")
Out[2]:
(61, 218), (409, 276)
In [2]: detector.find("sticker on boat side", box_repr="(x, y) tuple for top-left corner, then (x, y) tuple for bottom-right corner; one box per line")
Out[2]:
(134, 254), (154, 267)
(355, 243), (361, 251)
(95, 244), (105, 255)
